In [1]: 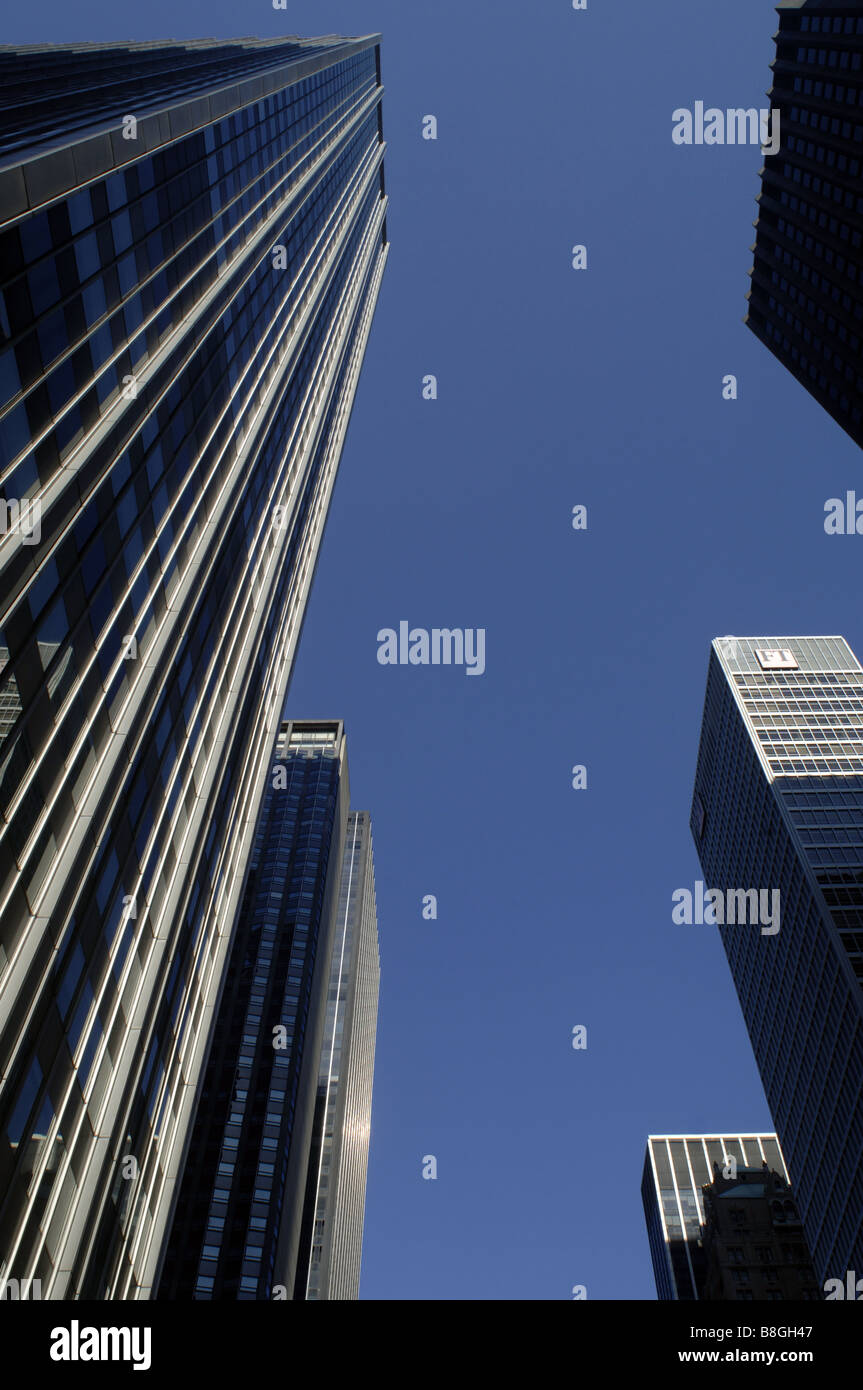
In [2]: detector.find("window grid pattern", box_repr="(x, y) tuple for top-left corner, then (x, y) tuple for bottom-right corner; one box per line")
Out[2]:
(723, 633), (863, 777)
(690, 636), (863, 1284)
(196, 744), (339, 1300)
(746, 8), (863, 445)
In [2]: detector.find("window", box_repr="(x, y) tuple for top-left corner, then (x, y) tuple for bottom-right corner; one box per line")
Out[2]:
(6, 1057), (42, 1143)
(56, 943), (85, 1018)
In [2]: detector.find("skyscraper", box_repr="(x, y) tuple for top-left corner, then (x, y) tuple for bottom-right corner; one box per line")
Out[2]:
(157, 722), (379, 1301)
(642, 1133), (789, 1300)
(745, 1), (863, 446)
(0, 37), (387, 1299)
(690, 636), (863, 1285)
(299, 808), (379, 1301)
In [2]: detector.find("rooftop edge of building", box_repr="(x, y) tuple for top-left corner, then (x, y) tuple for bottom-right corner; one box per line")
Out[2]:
(711, 636), (859, 672)
(0, 34), (384, 216)
(0, 36), (381, 52)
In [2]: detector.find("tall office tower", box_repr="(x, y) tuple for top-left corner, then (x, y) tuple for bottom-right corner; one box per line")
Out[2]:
(700, 1164), (820, 1301)
(690, 637), (863, 1287)
(0, 38), (387, 1299)
(745, 2), (863, 446)
(157, 722), (380, 1301)
(642, 1133), (789, 1300)
(299, 809), (379, 1301)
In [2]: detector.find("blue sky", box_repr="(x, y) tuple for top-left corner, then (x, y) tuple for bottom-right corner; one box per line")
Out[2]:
(16, 0), (863, 1299)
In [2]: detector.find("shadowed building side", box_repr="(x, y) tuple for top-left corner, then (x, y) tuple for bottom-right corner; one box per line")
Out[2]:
(745, 2), (863, 446)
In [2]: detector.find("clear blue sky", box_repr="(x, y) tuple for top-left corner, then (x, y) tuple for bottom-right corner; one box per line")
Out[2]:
(14, 0), (862, 1300)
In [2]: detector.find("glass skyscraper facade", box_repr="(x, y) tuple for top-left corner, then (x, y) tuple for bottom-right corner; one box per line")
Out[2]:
(300, 809), (379, 1301)
(157, 722), (379, 1300)
(642, 1133), (788, 1301)
(745, 1), (863, 445)
(690, 636), (863, 1286)
(0, 38), (387, 1299)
